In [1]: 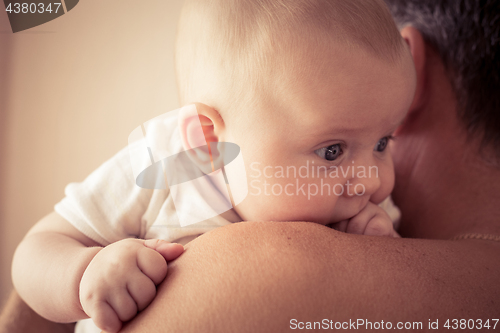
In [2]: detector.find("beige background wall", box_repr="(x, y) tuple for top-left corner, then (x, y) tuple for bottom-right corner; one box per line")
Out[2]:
(0, 0), (184, 306)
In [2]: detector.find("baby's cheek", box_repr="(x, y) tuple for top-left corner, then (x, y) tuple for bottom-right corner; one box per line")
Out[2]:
(235, 186), (291, 221)
(372, 160), (395, 204)
(236, 178), (334, 222)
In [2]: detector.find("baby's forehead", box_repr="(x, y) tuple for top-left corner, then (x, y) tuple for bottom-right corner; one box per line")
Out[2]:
(249, 46), (414, 131)
(256, 39), (405, 96)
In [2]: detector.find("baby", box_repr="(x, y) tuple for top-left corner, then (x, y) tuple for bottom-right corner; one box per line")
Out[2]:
(12, 0), (416, 332)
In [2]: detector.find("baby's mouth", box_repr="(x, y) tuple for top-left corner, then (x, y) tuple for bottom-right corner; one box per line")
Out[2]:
(332, 198), (370, 223)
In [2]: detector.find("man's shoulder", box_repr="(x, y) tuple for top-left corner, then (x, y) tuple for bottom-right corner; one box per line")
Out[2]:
(121, 222), (500, 333)
(186, 221), (500, 317)
(192, 220), (495, 261)
(190, 221), (500, 273)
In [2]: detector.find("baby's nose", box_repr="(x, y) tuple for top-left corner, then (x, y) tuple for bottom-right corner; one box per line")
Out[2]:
(342, 162), (381, 198)
(355, 174), (381, 197)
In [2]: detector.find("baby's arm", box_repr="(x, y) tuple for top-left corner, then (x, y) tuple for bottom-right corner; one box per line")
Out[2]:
(331, 201), (400, 237)
(12, 212), (183, 333)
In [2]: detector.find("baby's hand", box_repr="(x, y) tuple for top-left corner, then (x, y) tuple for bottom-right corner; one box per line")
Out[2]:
(79, 238), (184, 333)
(332, 201), (400, 238)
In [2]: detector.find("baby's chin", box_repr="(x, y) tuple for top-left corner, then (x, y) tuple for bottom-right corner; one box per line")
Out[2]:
(330, 197), (373, 221)
(254, 210), (361, 226)
(307, 204), (367, 224)
(236, 197), (369, 225)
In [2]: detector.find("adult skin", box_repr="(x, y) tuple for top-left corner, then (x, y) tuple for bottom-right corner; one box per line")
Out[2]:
(119, 27), (500, 332)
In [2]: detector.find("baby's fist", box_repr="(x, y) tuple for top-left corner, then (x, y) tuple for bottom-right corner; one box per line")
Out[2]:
(333, 201), (399, 238)
(79, 238), (184, 333)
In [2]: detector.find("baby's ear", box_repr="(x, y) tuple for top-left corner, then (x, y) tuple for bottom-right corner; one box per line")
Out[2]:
(178, 103), (225, 174)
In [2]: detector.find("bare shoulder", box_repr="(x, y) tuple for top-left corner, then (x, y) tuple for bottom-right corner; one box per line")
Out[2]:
(121, 222), (500, 333)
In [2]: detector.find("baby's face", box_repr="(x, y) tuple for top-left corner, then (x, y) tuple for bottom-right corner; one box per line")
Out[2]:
(226, 44), (416, 225)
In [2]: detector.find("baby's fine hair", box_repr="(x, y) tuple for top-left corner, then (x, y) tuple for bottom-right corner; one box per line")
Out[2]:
(175, 0), (406, 115)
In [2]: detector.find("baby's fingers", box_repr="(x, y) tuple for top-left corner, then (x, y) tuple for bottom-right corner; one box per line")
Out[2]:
(364, 215), (394, 237)
(107, 291), (138, 323)
(137, 246), (168, 285)
(144, 239), (184, 261)
(127, 273), (157, 311)
(89, 300), (121, 333)
(346, 212), (371, 235)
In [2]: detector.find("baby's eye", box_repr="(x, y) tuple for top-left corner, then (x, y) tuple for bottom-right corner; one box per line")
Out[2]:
(315, 144), (343, 161)
(374, 136), (393, 152)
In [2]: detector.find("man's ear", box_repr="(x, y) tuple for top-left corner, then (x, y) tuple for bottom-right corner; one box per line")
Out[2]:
(178, 103), (225, 174)
(401, 26), (427, 113)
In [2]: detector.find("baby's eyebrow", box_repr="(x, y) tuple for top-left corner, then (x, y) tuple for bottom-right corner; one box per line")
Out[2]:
(314, 122), (380, 135)
(306, 116), (407, 140)
(302, 126), (366, 143)
(306, 127), (354, 137)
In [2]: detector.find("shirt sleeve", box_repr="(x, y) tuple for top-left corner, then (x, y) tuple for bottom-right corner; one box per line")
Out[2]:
(54, 146), (154, 246)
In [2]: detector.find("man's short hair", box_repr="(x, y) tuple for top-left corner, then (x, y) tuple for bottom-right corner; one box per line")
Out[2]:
(384, 0), (500, 160)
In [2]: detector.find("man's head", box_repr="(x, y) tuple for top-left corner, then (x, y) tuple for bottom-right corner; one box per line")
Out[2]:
(381, 0), (500, 238)
(176, 0), (416, 224)
(384, 0), (500, 161)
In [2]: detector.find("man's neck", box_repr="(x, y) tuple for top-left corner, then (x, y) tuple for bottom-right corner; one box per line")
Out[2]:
(392, 59), (500, 240)
(397, 145), (500, 239)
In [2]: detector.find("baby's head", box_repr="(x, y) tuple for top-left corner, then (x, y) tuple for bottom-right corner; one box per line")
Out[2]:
(175, 0), (416, 224)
